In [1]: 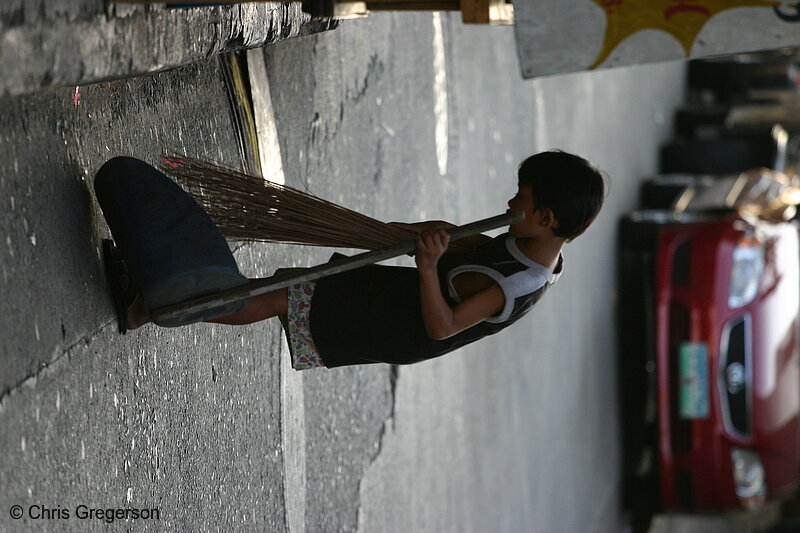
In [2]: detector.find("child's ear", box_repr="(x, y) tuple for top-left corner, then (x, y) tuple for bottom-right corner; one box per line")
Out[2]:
(541, 208), (559, 229)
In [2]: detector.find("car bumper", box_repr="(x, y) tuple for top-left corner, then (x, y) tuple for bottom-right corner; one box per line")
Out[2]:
(653, 220), (743, 511)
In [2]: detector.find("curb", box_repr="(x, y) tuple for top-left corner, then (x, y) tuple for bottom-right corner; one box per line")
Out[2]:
(1, 2), (338, 98)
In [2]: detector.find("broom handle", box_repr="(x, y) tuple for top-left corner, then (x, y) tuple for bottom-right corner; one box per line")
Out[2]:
(150, 210), (524, 323)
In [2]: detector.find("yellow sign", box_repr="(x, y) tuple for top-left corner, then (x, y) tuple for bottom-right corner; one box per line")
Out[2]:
(589, 0), (781, 69)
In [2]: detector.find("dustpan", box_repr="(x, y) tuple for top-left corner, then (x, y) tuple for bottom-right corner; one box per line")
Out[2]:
(94, 156), (250, 326)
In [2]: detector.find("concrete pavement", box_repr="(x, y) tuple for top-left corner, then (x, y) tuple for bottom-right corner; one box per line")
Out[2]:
(0, 55), (291, 532)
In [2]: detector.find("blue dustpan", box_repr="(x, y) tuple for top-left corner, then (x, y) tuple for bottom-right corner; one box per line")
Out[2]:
(94, 156), (249, 327)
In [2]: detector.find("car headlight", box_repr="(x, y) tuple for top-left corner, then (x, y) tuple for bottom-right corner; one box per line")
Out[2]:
(731, 448), (767, 509)
(728, 237), (764, 308)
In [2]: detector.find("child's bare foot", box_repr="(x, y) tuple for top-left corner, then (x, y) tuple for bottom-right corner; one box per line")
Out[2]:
(126, 294), (151, 330)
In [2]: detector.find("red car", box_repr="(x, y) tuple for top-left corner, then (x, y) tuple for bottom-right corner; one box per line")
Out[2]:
(619, 176), (800, 517)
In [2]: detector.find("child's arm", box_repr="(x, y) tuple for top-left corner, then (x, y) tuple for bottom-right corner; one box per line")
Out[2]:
(415, 229), (505, 340)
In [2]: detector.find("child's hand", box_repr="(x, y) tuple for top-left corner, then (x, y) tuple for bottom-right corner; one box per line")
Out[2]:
(415, 229), (450, 270)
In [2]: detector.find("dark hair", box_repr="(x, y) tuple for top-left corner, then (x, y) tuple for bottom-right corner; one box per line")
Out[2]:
(517, 150), (605, 241)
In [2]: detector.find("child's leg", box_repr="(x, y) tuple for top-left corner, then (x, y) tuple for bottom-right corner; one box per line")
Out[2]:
(126, 286), (288, 329)
(207, 287), (289, 325)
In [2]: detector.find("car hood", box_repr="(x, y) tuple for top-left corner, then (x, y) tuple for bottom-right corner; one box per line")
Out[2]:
(750, 224), (800, 496)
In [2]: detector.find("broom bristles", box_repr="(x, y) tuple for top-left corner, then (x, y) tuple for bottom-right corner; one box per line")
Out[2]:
(160, 155), (472, 252)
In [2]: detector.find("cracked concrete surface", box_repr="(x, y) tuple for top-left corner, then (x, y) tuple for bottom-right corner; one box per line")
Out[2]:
(0, 319), (115, 407)
(1, 0), (337, 98)
(0, 55), (290, 532)
(1, 11), (409, 529)
(0, 309), (287, 532)
(1, 57), (248, 397)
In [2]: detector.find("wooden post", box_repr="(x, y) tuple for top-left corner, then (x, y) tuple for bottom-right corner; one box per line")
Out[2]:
(337, 0), (514, 23)
(114, 0), (513, 24)
(458, 0), (513, 25)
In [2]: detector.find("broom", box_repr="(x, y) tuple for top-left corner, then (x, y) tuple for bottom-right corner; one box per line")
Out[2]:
(150, 209), (523, 323)
(160, 154), (474, 252)
(148, 155), (522, 324)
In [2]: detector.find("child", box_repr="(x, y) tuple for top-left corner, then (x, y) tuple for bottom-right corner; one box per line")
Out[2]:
(124, 150), (605, 369)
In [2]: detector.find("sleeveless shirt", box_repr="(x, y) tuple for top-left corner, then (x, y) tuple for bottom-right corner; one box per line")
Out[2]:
(309, 233), (562, 367)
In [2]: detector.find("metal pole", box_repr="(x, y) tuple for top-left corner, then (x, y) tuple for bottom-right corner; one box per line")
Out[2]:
(150, 210), (523, 323)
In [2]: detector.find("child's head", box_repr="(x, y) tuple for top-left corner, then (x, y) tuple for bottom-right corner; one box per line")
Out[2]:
(517, 151), (605, 242)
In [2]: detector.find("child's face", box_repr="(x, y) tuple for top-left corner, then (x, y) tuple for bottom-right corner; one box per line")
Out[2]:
(507, 184), (536, 236)
(507, 184), (534, 214)
(507, 184), (554, 238)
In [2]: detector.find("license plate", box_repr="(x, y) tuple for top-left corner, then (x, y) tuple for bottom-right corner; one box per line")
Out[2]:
(679, 342), (710, 419)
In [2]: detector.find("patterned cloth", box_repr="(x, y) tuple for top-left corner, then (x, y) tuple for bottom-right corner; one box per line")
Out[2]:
(285, 282), (325, 370)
